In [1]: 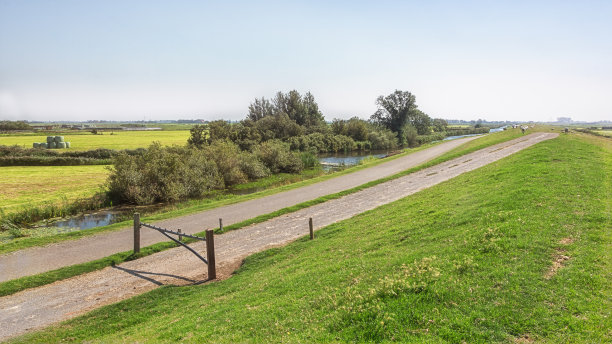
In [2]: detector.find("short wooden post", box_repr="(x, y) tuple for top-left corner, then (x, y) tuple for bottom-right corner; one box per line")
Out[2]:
(178, 229), (182, 242)
(206, 229), (216, 280)
(219, 218), (223, 232)
(133, 213), (140, 253)
(309, 217), (314, 240)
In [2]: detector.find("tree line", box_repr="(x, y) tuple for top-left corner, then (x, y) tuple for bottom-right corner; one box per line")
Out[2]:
(109, 89), (488, 205)
(188, 89), (458, 153)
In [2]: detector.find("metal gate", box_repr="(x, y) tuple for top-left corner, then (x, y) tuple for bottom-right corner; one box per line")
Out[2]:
(133, 213), (216, 280)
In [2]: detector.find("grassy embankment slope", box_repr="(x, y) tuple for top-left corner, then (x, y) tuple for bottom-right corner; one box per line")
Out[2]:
(12, 133), (610, 343)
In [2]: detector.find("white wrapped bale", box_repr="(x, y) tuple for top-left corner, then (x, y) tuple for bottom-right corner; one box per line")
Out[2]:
(65, 142), (71, 148)
(48, 141), (57, 149)
(47, 136), (54, 143)
(55, 136), (64, 143)
(33, 143), (39, 148)
(57, 142), (66, 148)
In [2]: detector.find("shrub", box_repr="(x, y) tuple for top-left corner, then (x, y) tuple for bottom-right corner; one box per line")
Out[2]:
(416, 132), (445, 145)
(107, 143), (223, 205)
(256, 140), (303, 173)
(401, 124), (418, 147)
(0, 121), (31, 131)
(238, 152), (270, 180)
(300, 150), (320, 169)
(367, 129), (398, 150)
(203, 140), (249, 186)
(187, 124), (207, 147)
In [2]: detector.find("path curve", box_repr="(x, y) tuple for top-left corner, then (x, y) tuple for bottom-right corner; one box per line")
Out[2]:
(0, 133), (557, 341)
(0, 136), (480, 282)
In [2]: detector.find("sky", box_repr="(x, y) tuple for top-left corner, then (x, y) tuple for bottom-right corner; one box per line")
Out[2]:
(0, 0), (611, 123)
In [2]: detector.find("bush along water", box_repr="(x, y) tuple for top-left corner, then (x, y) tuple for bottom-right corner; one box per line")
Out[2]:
(106, 140), (305, 206)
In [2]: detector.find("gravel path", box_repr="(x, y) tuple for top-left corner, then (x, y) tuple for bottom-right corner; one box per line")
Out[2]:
(0, 136), (480, 282)
(0, 133), (557, 341)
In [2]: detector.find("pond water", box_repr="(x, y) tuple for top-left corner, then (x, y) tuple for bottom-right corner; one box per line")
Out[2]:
(489, 126), (507, 133)
(317, 150), (388, 171)
(49, 212), (121, 230)
(37, 204), (164, 232)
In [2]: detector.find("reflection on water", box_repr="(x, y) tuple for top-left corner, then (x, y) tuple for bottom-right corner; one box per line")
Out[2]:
(49, 212), (121, 230)
(318, 150), (387, 171)
(40, 204), (164, 232)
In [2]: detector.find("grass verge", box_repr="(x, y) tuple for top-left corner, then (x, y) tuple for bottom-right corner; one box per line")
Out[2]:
(0, 129), (529, 296)
(10, 131), (610, 343)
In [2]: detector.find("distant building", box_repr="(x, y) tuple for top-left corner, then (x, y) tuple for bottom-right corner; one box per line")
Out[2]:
(31, 125), (54, 130)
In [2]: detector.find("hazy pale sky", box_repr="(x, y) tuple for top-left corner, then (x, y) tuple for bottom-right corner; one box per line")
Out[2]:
(1, 0), (610, 122)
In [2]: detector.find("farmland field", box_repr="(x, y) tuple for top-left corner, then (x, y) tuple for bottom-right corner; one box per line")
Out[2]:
(0, 165), (109, 214)
(0, 130), (191, 150)
(595, 130), (612, 137)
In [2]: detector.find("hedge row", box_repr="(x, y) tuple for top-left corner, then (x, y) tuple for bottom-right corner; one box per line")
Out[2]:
(0, 156), (111, 166)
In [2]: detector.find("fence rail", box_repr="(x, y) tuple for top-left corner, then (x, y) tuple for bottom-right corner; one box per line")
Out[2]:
(133, 213), (216, 280)
(140, 222), (206, 242)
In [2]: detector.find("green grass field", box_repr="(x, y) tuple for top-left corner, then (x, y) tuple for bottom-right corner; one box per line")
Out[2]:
(11, 133), (610, 343)
(0, 165), (109, 214)
(595, 130), (612, 137)
(0, 130), (191, 150)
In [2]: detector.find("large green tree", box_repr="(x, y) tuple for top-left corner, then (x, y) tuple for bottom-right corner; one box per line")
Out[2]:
(370, 90), (432, 136)
(247, 90), (325, 129)
(247, 97), (274, 122)
(370, 90), (418, 134)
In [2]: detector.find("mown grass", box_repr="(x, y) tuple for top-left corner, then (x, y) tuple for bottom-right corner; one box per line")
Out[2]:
(0, 165), (109, 213)
(10, 132), (610, 343)
(0, 131), (191, 150)
(595, 130), (612, 137)
(0, 130), (529, 297)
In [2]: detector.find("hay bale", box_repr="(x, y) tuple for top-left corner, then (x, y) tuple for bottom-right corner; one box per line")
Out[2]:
(48, 142), (57, 149)
(33, 143), (39, 148)
(65, 142), (71, 148)
(54, 136), (64, 143)
(47, 136), (54, 143)
(40, 143), (47, 149)
(57, 142), (66, 149)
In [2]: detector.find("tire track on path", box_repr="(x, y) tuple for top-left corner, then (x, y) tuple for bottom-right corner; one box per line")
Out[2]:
(0, 133), (557, 341)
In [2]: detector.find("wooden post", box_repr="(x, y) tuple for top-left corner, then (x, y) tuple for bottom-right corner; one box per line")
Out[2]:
(206, 229), (216, 280)
(219, 218), (223, 232)
(309, 217), (314, 240)
(133, 213), (140, 253)
(178, 228), (182, 242)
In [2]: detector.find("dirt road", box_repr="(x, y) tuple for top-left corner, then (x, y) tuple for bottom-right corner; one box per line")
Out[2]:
(0, 133), (557, 341)
(0, 136), (481, 282)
